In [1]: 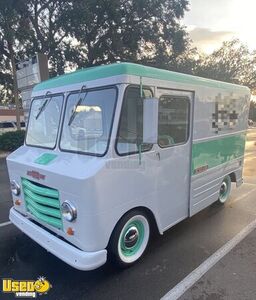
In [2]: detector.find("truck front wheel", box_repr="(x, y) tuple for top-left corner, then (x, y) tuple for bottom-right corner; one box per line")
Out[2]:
(109, 210), (150, 268)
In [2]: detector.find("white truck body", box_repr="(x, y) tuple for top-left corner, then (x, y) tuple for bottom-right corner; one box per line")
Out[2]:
(7, 63), (250, 270)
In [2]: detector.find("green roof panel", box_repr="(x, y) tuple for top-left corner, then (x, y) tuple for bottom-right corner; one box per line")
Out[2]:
(34, 62), (249, 92)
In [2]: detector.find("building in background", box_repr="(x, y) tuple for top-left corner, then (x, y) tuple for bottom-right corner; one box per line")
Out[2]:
(0, 108), (24, 122)
(17, 53), (49, 123)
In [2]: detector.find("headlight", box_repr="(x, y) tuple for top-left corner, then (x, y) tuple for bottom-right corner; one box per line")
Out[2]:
(61, 201), (77, 222)
(10, 180), (21, 196)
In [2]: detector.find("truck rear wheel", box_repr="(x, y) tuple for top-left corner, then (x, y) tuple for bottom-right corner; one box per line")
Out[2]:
(218, 175), (231, 204)
(109, 210), (150, 268)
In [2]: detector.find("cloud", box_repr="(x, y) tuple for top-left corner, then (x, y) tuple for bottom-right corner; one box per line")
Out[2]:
(188, 27), (235, 53)
(189, 27), (234, 43)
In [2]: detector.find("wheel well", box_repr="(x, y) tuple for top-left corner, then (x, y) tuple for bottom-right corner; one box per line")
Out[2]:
(108, 206), (160, 248)
(229, 172), (236, 183)
(134, 206), (159, 234)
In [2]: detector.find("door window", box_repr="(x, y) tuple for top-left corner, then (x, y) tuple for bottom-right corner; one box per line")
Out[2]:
(158, 95), (190, 148)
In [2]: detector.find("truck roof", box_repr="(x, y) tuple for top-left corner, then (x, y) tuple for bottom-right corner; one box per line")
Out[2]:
(34, 62), (249, 93)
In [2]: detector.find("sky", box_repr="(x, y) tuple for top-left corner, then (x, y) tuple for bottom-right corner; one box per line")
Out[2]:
(183, 0), (256, 54)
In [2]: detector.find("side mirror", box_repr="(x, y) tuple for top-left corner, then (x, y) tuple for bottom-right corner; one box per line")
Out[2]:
(143, 97), (159, 144)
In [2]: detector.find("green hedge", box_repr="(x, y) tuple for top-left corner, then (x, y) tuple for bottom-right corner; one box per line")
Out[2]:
(0, 130), (25, 152)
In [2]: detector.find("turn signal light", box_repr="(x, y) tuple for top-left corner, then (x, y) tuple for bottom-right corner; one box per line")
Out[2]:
(15, 199), (21, 206)
(67, 227), (74, 236)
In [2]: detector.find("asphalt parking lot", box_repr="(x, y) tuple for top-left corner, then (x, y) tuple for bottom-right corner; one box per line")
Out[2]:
(0, 129), (256, 300)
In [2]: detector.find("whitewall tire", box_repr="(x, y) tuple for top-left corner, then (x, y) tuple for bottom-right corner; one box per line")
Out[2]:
(218, 175), (231, 204)
(109, 210), (150, 268)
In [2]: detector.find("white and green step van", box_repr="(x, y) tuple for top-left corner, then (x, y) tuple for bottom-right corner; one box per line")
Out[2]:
(7, 63), (250, 270)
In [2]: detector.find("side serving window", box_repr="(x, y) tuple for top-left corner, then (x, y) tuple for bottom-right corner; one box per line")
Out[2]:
(158, 95), (190, 148)
(116, 86), (153, 155)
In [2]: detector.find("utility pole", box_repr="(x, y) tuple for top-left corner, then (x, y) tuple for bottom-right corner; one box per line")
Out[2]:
(6, 16), (21, 131)
(9, 45), (21, 130)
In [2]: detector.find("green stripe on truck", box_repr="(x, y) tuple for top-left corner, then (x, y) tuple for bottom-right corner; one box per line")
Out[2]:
(192, 133), (246, 175)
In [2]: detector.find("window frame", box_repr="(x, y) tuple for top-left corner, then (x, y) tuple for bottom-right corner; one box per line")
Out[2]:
(25, 93), (64, 150)
(115, 84), (154, 157)
(158, 94), (191, 149)
(59, 85), (118, 157)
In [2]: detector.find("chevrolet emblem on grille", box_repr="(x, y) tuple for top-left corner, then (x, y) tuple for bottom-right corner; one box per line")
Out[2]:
(27, 171), (45, 180)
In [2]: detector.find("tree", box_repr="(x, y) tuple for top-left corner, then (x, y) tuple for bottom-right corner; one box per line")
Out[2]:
(0, 0), (191, 105)
(17, 0), (74, 76)
(192, 40), (256, 94)
(64, 0), (190, 68)
(0, 0), (75, 105)
(177, 39), (256, 120)
(0, 0), (29, 125)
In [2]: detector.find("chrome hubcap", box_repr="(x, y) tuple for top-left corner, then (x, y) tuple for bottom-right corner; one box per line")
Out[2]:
(220, 181), (228, 196)
(124, 226), (139, 248)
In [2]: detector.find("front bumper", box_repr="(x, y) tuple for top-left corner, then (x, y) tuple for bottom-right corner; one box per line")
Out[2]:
(9, 207), (107, 271)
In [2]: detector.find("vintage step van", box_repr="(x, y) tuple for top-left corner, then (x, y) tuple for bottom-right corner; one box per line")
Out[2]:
(7, 63), (250, 270)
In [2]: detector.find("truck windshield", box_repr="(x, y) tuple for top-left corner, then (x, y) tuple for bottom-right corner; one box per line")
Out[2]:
(60, 87), (117, 156)
(26, 94), (63, 149)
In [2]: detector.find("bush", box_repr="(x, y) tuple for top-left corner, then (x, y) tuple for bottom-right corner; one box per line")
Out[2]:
(0, 130), (25, 152)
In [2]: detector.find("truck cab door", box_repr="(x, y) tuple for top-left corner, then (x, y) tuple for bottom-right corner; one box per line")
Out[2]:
(155, 89), (194, 230)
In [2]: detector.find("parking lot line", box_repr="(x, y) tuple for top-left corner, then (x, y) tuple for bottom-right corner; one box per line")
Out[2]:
(0, 221), (11, 228)
(231, 186), (256, 204)
(161, 218), (256, 300)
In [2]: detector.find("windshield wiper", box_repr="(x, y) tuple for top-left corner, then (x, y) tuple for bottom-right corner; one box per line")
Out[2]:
(68, 85), (87, 126)
(35, 91), (52, 120)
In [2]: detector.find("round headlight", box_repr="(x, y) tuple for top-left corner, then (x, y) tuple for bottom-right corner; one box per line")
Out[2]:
(61, 201), (77, 222)
(10, 180), (21, 196)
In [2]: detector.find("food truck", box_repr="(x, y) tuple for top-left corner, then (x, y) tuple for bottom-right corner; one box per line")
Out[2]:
(7, 63), (250, 270)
